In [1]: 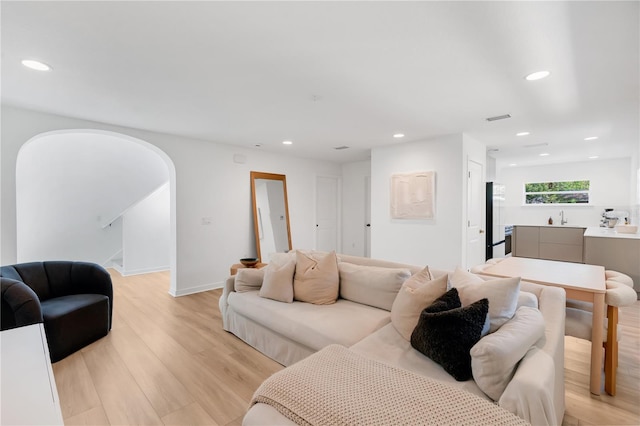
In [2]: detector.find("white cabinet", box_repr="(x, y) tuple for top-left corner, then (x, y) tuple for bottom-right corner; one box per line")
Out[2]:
(0, 324), (63, 425)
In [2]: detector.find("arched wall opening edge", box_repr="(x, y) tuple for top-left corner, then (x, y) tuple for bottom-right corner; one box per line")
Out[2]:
(17, 129), (178, 296)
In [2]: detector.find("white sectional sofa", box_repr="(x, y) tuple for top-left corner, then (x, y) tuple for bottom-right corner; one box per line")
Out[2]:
(219, 252), (566, 425)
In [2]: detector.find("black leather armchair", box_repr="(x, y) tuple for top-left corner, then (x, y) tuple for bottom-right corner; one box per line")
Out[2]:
(0, 261), (113, 362)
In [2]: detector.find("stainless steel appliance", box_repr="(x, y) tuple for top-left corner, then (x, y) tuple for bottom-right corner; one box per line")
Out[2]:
(486, 182), (507, 260)
(601, 209), (630, 227)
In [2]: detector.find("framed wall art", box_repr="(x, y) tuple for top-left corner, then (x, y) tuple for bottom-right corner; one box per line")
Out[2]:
(390, 171), (435, 219)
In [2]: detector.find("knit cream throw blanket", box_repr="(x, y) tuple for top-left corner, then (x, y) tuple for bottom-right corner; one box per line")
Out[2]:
(250, 344), (530, 426)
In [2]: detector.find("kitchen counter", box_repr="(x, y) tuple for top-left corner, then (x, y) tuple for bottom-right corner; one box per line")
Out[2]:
(515, 224), (588, 229)
(584, 227), (640, 294)
(584, 227), (640, 240)
(511, 225), (640, 294)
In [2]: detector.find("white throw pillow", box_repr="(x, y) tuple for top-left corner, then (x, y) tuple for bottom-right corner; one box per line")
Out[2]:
(293, 250), (339, 304)
(449, 267), (521, 333)
(259, 259), (295, 303)
(470, 306), (545, 401)
(339, 263), (411, 311)
(390, 273), (448, 341)
(448, 267), (483, 288)
(234, 268), (265, 292)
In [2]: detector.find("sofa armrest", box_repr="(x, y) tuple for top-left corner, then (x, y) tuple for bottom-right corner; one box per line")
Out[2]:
(68, 262), (113, 329)
(499, 282), (565, 426)
(219, 276), (236, 327)
(1, 277), (43, 330)
(499, 347), (558, 426)
(69, 262), (113, 297)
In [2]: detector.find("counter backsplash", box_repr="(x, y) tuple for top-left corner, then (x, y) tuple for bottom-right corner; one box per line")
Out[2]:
(504, 204), (637, 229)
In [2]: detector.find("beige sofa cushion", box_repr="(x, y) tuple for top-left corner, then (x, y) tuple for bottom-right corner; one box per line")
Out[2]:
(294, 251), (339, 305)
(259, 259), (295, 303)
(517, 291), (538, 309)
(390, 274), (448, 341)
(339, 263), (411, 311)
(403, 266), (432, 289)
(227, 291), (390, 351)
(235, 268), (265, 292)
(449, 267), (520, 334)
(270, 251), (296, 266)
(470, 306), (545, 401)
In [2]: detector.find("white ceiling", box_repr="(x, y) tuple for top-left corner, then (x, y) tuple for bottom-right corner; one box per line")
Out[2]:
(2, 1), (638, 165)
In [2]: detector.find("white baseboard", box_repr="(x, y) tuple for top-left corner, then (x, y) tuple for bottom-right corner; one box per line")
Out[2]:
(110, 262), (124, 275)
(170, 281), (224, 297)
(120, 265), (170, 277)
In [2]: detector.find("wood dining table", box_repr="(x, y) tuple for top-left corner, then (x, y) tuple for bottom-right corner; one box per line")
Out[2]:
(480, 256), (606, 395)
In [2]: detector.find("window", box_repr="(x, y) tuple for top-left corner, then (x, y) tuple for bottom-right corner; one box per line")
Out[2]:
(524, 180), (590, 204)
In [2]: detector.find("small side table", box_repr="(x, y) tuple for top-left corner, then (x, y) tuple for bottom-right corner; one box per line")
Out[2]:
(230, 263), (267, 276)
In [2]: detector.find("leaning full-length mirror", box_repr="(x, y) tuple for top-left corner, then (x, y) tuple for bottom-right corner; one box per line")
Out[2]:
(250, 171), (292, 262)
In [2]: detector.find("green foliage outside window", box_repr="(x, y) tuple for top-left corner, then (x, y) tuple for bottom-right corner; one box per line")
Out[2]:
(524, 180), (590, 204)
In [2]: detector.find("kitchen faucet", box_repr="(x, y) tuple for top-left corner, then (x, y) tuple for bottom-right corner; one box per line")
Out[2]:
(560, 210), (568, 225)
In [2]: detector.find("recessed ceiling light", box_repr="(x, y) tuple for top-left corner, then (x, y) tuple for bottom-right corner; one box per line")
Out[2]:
(516, 132), (530, 136)
(21, 59), (51, 71)
(509, 163), (517, 167)
(584, 136), (598, 141)
(525, 71), (550, 81)
(393, 133), (405, 138)
(539, 153), (550, 157)
(282, 140), (292, 145)
(589, 156), (599, 159)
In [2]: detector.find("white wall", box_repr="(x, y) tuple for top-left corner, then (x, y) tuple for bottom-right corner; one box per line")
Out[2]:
(371, 134), (466, 270)
(486, 155), (496, 182)
(122, 184), (170, 275)
(631, 138), (640, 225)
(1, 106), (341, 295)
(341, 160), (371, 256)
(496, 158), (632, 227)
(15, 131), (169, 265)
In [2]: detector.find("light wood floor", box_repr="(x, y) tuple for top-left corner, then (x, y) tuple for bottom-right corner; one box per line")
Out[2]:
(52, 270), (640, 425)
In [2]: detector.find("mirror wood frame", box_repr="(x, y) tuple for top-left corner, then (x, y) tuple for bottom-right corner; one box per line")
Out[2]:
(250, 171), (292, 262)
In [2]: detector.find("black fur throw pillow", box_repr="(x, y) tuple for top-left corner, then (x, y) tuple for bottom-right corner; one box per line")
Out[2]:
(410, 288), (489, 381)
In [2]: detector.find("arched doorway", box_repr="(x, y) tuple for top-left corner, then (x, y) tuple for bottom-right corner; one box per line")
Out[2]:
(16, 129), (177, 293)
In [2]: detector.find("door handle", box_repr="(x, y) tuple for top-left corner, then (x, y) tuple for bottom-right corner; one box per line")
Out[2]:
(479, 229), (485, 234)
(366, 224), (371, 227)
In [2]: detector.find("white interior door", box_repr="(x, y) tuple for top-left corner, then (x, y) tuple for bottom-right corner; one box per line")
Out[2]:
(316, 176), (340, 252)
(466, 160), (485, 270)
(364, 175), (371, 257)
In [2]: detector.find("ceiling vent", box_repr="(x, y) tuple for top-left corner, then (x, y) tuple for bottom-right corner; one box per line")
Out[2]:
(334, 146), (350, 150)
(485, 114), (511, 122)
(524, 143), (549, 148)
